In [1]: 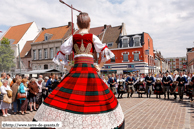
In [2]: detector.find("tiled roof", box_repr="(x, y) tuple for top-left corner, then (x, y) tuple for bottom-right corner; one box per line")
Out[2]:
(76, 25), (111, 37)
(34, 25), (70, 42)
(101, 25), (122, 43)
(2, 22), (33, 44)
(20, 40), (33, 58)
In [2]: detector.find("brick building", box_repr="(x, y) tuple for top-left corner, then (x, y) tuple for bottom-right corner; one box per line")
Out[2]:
(186, 43), (194, 73)
(166, 57), (187, 72)
(100, 32), (154, 74)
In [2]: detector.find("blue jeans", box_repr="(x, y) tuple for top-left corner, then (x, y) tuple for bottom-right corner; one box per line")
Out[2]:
(13, 100), (21, 112)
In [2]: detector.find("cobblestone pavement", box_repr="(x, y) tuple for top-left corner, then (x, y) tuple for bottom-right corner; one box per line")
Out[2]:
(0, 93), (194, 129)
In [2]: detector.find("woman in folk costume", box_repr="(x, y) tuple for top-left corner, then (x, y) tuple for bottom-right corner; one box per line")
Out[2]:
(117, 75), (125, 99)
(136, 74), (146, 98)
(32, 12), (125, 129)
(154, 74), (163, 99)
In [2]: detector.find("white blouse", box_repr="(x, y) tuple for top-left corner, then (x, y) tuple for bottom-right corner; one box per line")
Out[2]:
(0, 85), (12, 95)
(53, 34), (114, 66)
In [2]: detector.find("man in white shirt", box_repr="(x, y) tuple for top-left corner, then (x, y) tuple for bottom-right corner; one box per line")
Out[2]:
(6, 73), (12, 86)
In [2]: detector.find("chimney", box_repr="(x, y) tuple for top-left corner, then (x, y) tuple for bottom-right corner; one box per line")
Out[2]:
(68, 22), (72, 27)
(104, 24), (107, 29)
(42, 27), (46, 31)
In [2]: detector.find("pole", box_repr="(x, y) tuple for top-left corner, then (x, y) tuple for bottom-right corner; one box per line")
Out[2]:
(18, 44), (21, 74)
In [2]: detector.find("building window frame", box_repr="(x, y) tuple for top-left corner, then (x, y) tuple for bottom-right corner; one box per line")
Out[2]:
(107, 42), (113, 47)
(33, 50), (36, 60)
(121, 37), (129, 48)
(132, 51), (140, 61)
(56, 47), (60, 54)
(44, 48), (48, 59)
(111, 56), (115, 63)
(38, 49), (42, 60)
(50, 48), (54, 59)
(133, 35), (141, 47)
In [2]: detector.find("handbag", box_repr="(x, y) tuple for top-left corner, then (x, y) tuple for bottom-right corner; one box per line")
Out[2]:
(119, 86), (125, 92)
(17, 92), (26, 99)
(3, 94), (12, 104)
(6, 90), (12, 98)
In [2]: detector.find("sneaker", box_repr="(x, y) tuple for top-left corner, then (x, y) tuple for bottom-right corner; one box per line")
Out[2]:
(6, 113), (11, 116)
(3, 114), (7, 117)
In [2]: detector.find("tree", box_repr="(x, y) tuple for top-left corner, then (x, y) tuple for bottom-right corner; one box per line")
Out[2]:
(0, 37), (15, 72)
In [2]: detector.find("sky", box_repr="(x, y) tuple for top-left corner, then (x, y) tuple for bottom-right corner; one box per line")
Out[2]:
(0, 0), (194, 58)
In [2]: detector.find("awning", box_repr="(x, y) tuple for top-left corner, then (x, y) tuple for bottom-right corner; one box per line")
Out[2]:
(27, 69), (62, 74)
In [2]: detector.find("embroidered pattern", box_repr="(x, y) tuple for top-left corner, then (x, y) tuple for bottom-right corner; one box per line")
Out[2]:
(34, 103), (124, 129)
(74, 39), (93, 55)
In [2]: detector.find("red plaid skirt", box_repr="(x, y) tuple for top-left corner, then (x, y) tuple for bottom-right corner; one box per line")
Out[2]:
(44, 57), (118, 114)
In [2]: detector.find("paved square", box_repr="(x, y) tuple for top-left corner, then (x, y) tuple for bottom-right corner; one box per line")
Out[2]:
(1, 93), (194, 129)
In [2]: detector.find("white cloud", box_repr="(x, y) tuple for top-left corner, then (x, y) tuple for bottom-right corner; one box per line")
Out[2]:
(0, 0), (193, 58)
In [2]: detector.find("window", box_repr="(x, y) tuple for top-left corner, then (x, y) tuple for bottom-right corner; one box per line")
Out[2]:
(134, 37), (140, 46)
(56, 65), (59, 70)
(33, 50), (36, 60)
(44, 64), (48, 69)
(39, 65), (41, 69)
(111, 56), (115, 62)
(45, 36), (48, 41)
(123, 54), (128, 62)
(50, 48), (54, 59)
(28, 61), (31, 68)
(44, 49), (48, 59)
(38, 49), (42, 60)
(107, 42), (113, 47)
(122, 39), (128, 48)
(134, 53), (139, 61)
(148, 38), (150, 48)
(50, 64), (53, 69)
(56, 47), (60, 54)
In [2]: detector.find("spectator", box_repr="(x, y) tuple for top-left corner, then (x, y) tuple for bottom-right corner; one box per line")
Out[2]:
(11, 78), (20, 115)
(6, 73), (12, 86)
(38, 75), (43, 79)
(0, 73), (6, 88)
(28, 78), (39, 112)
(42, 77), (49, 100)
(46, 73), (57, 94)
(0, 80), (12, 117)
(36, 78), (43, 109)
(18, 79), (29, 115)
(23, 75), (30, 85)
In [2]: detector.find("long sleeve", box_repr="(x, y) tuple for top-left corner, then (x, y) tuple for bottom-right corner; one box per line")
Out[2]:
(93, 35), (115, 62)
(1, 86), (7, 94)
(108, 78), (111, 84)
(52, 36), (73, 66)
(133, 77), (136, 82)
(19, 83), (25, 93)
(185, 77), (188, 83)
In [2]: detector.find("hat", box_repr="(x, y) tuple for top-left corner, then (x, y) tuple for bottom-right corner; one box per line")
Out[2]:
(44, 76), (49, 80)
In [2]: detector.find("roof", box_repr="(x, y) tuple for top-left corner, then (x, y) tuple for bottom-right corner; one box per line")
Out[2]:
(20, 40), (33, 58)
(27, 69), (63, 74)
(76, 25), (111, 37)
(34, 25), (70, 42)
(100, 25), (122, 43)
(1, 22), (33, 44)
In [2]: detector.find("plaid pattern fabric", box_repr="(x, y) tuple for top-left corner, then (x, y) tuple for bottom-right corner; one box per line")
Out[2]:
(44, 62), (118, 114)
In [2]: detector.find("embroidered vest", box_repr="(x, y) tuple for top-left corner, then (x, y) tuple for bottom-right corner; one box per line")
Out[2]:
(73, 34), (94, 55)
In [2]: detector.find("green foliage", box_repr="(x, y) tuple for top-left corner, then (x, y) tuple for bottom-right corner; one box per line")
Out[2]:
(0, 37), (15, 72)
